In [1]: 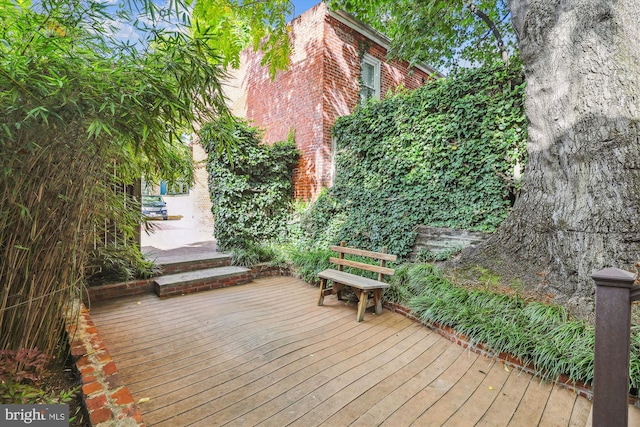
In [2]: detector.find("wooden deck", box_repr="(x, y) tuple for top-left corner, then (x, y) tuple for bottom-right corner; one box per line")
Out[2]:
(88, 276), (592, 427)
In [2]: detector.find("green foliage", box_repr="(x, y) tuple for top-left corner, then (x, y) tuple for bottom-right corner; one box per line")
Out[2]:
(295, 188), (347, 250)
(203, 119), (299, 251)
(300, 61), (526, 258)
(0, 0), (233, 355)
(386, 263), (637, 389)
(631, 327), (640, 392)
(286, 247), (334, 284)
(330, 0), (516, 70)
(230, 248), (261, 267)
(86, 244), (161, 286)
(1, 381), (46, 405)
(192, 0), (293, 78)
(230, 242), (288, 267)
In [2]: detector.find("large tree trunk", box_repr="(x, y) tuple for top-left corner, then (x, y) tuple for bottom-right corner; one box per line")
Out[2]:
(461, 0), (640, 317)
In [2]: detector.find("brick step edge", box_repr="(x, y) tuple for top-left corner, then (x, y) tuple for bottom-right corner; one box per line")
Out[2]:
(155, 270), (250, 297)
(84, 264), (285, 303)
(84, 279), (154, 304)
(155, 264), (288, 297)
(160, 256), (232, 274)
(65, 301), (145, 427)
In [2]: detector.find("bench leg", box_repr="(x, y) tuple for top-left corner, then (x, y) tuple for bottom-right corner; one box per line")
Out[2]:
(318, 278), (327, 306)
(333, 283), (344, 300)
(373, 289), (383, 315)
(356, 289), (368, 322)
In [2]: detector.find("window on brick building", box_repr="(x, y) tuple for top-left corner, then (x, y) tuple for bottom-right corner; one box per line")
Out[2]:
(360, 54), (381, 104)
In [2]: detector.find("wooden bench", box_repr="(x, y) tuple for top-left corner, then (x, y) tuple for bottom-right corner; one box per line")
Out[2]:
(317, 242), (397, 322)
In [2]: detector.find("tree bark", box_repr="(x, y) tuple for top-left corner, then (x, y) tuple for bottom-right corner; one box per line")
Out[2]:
(460, 0), (640, 317)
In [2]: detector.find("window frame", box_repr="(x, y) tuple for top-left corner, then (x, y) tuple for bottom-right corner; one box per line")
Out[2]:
(360, 53), (381, 104)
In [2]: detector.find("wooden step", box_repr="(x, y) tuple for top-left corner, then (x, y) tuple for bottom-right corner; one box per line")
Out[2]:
(154, 266), (251, 297)
(157, 252), (232, 274)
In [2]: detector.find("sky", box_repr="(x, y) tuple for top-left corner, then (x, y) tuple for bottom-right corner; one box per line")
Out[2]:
(105, 0), (324, 46)
(289, 0), (320, 19)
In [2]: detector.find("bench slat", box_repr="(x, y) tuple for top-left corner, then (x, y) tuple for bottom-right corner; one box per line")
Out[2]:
(329, 257), (395, 276)
(318, 269), (390, 290)
(329, 245), (398, 262)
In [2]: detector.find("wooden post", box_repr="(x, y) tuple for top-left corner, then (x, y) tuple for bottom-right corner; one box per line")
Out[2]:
(337, 241), (346, 300)
(338, 241), (346, 271)
(379, 247), (387, 283)
(592, 267), (638, 427)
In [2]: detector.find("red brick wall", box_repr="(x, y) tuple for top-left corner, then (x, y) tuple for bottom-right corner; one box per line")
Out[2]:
(245, 4), (326, 200)
(242, 3), (433, 200)
(319, 10), (432, 198)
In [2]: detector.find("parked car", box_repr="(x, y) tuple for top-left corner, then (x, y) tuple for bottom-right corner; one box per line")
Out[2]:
(142, 195), (168, 220)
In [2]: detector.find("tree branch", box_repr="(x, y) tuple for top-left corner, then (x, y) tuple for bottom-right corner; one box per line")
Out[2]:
(465, 1), (509, 65)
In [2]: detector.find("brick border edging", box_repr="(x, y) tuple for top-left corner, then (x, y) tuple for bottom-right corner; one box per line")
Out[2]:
(66, 302), (145, 427)
(382, 301), (594, 400)
(83, 279), (154, 304)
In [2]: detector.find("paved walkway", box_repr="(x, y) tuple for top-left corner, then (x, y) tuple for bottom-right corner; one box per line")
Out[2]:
(141, 193), (215, 251)
(89, 276), (600, 427)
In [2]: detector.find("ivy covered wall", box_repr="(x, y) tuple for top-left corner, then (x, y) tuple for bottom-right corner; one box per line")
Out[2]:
(201, 120), (299, 250)
(300, 61), (527, 258)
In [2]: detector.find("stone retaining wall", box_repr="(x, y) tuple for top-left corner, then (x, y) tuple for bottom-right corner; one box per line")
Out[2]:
(411, 226), (490, 259)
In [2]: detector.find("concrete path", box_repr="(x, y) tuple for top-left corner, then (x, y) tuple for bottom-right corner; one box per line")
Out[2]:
(141, 193), (215, 251)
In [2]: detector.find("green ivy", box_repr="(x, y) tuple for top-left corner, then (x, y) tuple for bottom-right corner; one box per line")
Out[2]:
(302, 61), (526, 258)
(202, 119), (299, 250)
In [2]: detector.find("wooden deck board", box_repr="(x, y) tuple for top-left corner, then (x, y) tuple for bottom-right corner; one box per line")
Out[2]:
(128, 307), (356, 391)
(88, 275), (595, 427)
(179, 317), (415, 426)
(538, 384), (578, 426)
(442, 360), (511, 426)
(115, 300), (343, 376)
(476, 368), (533, 426)
(569, 393), (592, 427)
(272, 323), (424, 427)
(317, 332), (443, 426)
(379, 350), (479, 426)
(347, 338), (454, 427)
(508, 379), (553, 426)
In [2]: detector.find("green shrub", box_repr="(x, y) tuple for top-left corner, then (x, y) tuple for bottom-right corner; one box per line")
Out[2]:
(388, 265), (603, 386)
(296, 188), (346, 250)
(286, 247), (333, 284)
(86, 244), (160, 286)
(231, 242), (288, 267)
(202, 119), (299, 251)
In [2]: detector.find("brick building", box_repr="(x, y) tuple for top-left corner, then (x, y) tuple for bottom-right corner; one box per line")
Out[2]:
(225, 2), (440, 200)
